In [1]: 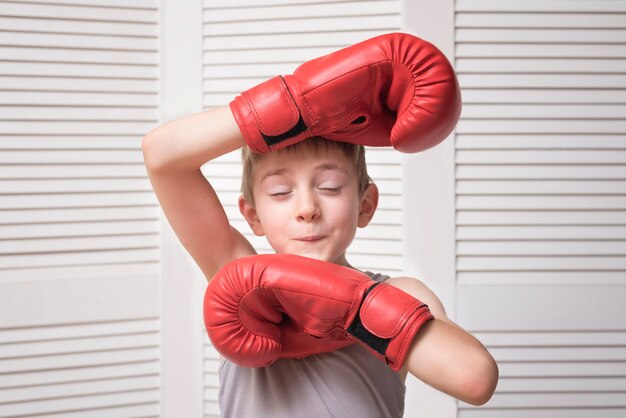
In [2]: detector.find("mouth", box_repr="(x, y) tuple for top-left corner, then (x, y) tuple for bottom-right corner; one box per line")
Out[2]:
(294, 235), (326, 242)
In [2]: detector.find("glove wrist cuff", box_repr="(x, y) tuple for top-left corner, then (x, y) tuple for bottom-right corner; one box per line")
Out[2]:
(230, 76), (309, 153)
(347, 282), (434, 371)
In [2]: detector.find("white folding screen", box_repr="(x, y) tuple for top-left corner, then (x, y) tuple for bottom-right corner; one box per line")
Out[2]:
(200, 0), (404, 416)
(0, 1), (162, 417)
(454, 1), (626, 417)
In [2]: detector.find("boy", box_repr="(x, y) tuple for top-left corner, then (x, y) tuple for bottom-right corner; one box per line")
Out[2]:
(143, 33), (498, 417)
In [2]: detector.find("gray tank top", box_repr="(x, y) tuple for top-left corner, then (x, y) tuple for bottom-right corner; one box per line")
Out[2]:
(217, 271), (406, 418)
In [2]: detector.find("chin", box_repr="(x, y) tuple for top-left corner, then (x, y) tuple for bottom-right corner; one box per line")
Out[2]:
(281, 249), (332, 262)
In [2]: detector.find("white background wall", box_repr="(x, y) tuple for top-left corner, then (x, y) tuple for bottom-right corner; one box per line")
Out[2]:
(2, 1), (625, 417)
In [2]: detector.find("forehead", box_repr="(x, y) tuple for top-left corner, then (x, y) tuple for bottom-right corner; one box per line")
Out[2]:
(254, 144), (354, 178)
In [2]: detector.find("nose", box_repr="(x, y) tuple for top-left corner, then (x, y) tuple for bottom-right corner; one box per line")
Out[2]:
(295, 190), (320, 223)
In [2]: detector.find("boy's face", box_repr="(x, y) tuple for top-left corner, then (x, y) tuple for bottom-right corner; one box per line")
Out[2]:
(239, 145), (378, 266)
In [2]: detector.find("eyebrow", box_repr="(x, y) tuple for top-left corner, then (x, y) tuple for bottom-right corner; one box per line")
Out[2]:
(259, 163), (348, 182)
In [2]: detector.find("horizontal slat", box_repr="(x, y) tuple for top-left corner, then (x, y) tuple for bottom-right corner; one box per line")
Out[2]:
(457, 58), (626, 74)
(8, 0), (156, 8)
(8, 404), (161, 418)
(0, 121), (152, 135)
(0, 135), (145, 151)
(456, 135), (626, 150)
(0, 164), (146, 178)
(0, 151), (142, 164)
(458, 241), (626, 256)
(0, 75), (157, 92)
(0, 346), (159, 374)
(204, 47), (335, 66)
(458, 44), (626, 59)
(203, 30), (387, 50)
(461, 89), (626, 104)
(0, 91), (158, 106)
(457, 210), (626, 225)
(0, 62), (158, 79)
(459, 408), (626, 418)
(456, 0), (626, 12)
(0, 47), (156, 66)
(0, 248), (159, 269)
(457, 195), (626, 210)
(471, 392), (626, 409)
(205, 0), (377, 7)
(0, 178), (151, 193)
(0, 319), (160, 343)
(204, 15), (400, 36)
(458, 255), (626, 271)
(457, 270), (626, 286)
(0, 360), (159, 390)
(0, 2), (157, 22)
(0, 334), (159, 359)
(0, 31), (158, 51)
(462, 104), (626, 120)
(0, 192), (156, 209)
(0, 389), (160, 417)
(457, 225), (626, 239)
(0, 207), (156, 225)
(0, 106), (157, 121)
(457, 165), (626, 180)
(457, 180), (626, 194)
(476, 330), (626, 346)
(1, 262), (158, 282)
(0, 220), (156, 240)
(0, 16), (157, 37)
(458, 150), (626, 164)
(457, 119), (626, 134)
(456, 13), (626, 29)
(499, 361), (626, 378)
(491, 346), (626, 362)
(203, 1), (400, 22)
(459, 74), (626, 88)
(1, 235), (158, 259)
(456, 28), (626, 43)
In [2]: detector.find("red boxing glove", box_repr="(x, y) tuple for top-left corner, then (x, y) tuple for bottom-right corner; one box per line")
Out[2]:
(230, 32), (461, 154)
(203, 254), (434, 371)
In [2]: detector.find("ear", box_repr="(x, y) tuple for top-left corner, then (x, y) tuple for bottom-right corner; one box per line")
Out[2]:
(238, 195), (265, 236)
(357, 183), (379, 228)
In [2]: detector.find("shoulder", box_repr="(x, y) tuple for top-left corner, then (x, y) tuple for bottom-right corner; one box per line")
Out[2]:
(383, 276), (448, 321)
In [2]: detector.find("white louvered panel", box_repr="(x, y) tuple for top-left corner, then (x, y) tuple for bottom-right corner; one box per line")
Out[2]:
(459, 330), (626, 418)
(455, 3), (626, 287)
(203, 336), (221, 418)
(455, 1), (626, 416)
(0, 319), (160, 418)
(202, 1), (402, 415)
(0, 0), (161, 416)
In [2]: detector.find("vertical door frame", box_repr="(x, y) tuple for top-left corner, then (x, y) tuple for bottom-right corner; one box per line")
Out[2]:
(159, 0), (206, 416)
(402, 1), (458, 417)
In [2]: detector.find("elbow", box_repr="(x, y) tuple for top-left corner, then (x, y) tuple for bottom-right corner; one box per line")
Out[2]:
(141, 133), (165, 173)
(460, 354), (499, 406)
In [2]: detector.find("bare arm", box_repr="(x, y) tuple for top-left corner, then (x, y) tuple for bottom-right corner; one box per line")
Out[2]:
(142, 106), (256, 280)
(386, 277), (499, 406)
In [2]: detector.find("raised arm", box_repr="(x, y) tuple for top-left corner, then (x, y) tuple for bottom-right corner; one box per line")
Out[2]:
(141, 106), (256, 280)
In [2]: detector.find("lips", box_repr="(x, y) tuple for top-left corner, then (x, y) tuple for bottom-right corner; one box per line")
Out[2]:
(294, 235), (326, 242)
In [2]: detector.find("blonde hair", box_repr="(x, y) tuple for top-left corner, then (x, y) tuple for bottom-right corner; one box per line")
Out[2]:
(241, 137), (372, 204)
